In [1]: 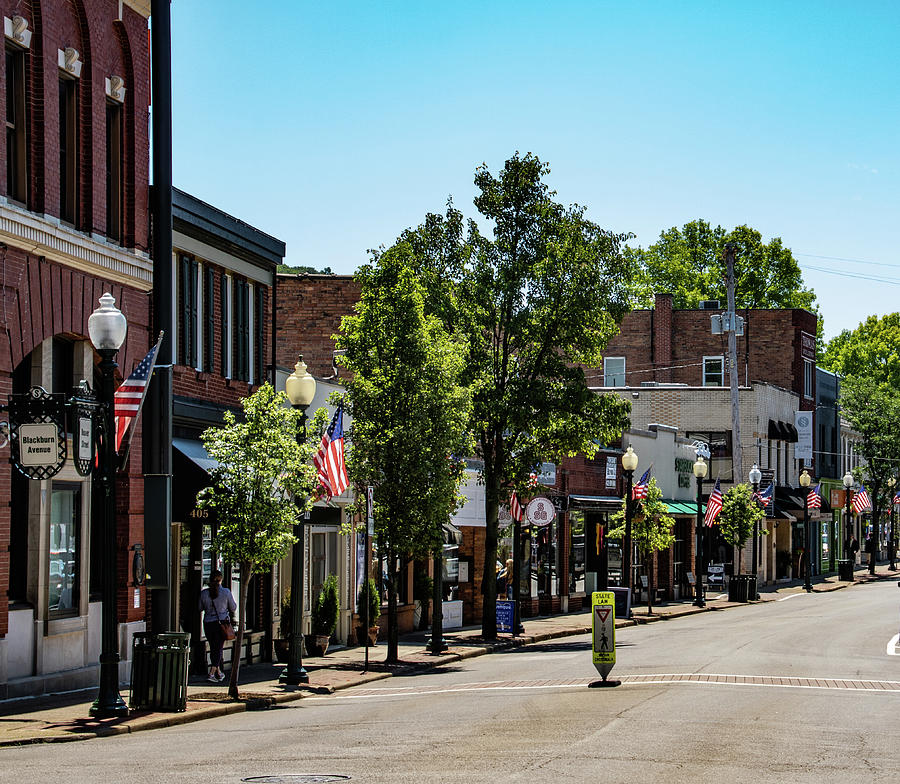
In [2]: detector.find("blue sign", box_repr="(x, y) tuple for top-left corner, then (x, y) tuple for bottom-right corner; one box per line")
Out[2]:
(497, 600), (515, 633)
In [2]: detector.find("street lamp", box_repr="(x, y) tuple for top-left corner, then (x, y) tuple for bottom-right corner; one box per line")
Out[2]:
(621, 446), (638, 600)
(888, 476), (897, 571)
(280, 355), (316, 686)
(843, 471), (854, 581)
(87, 293), (128, 719)
(693, 455), (708, 608)
(800, 469), (812, 592)
(749, 463), (762, 599)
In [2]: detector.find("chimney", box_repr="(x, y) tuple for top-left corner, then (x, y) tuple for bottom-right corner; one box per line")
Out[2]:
(654, 293), (673, 383)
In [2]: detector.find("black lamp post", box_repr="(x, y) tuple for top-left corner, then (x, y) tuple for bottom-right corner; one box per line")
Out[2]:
(693, 455), (708, 608)
(621, 446), (638, 598)
(800, 469), (812, 592)
(87, 293), (129, 719)
(749, 463), (762, 599)
(889, 476), (897, 571)
(280, 356), (316, 686)
(843, 471), (854, 580)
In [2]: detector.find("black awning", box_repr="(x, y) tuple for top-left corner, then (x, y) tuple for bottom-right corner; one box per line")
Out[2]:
(768, 420), (782, 440)
(568, 494), (623, 510)
(784, 423), (799, 442)
(443, 521), (463, 545)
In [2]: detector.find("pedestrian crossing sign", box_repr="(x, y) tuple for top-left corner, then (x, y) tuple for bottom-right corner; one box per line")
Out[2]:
(591, 591), (616, 679)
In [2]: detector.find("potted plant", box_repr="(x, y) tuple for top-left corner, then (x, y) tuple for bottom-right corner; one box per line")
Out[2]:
(274, 591), (292, 663)
(356, 577), (381, 646)
(307, 575), (340, 657)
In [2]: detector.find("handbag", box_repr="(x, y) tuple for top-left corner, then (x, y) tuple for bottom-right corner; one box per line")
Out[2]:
(220, 613), (236, 641)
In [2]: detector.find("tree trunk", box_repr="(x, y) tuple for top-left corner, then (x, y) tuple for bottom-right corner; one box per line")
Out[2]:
(387, 545), (399, 663)
(481, 473), (501, 640)
(228, 564), (252, 699)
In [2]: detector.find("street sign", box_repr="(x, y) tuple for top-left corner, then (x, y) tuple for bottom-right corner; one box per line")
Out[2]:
(525, 496), (556, 526)
(366, 485), (374, 535)
(496, 600), (515, 633)
(591, 591), (616, 682)
(18, 423), (58, 466)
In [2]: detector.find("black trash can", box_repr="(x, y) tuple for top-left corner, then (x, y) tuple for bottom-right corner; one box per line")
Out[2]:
(130, 632), (191, 712)
(838, 559), (854, 581)
(728, 574), (755, 602)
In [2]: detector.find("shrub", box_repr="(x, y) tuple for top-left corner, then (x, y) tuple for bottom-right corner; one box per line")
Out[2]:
(312, 575), (340, 637)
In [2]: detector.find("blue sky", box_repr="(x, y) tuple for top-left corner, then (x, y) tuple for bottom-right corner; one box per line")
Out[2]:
(170, 1), (899, 341)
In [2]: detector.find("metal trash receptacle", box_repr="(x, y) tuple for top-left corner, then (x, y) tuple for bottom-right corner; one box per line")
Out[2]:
(130, 632), (190, 712)
(838, 559), (854, 581)
(727, 574), (754, 602)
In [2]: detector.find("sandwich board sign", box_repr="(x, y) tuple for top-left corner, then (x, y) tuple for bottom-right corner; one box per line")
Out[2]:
(591, 591), (616, 682)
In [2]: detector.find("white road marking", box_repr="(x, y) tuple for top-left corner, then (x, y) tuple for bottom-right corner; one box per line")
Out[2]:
(887, 634), (900, 656)
(305, 673), (900, 702)
(777, 593), (806, 602)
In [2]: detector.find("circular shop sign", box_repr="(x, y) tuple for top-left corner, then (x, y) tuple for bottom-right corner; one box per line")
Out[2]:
(525, 496), (556, 527)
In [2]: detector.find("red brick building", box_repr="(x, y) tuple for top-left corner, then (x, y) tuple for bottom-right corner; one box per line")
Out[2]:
(0, 0), (152, 698)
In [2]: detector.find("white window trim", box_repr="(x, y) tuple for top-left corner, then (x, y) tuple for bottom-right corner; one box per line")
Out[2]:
(225, 274), (233, 379)
(248, 282), (255, 385)
(702, 355), (725, 387)
(603, 356), (625, 387)
(195, 261), (203, 372)
(803, 359), (814, 401)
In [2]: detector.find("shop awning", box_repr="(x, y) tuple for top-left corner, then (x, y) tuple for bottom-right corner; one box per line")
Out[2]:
(662, 500), (698, 515)
(568, 494), (623, 510)
(442, 521), (463, 545)
(173, 437), (219, 473)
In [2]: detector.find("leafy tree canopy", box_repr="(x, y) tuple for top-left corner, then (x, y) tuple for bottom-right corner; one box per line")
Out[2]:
(717, 483), (766, 573)
(197, 383), (324, 695)
(397, 153), (635, 637)
(628, 219), (817, 312)
(337, 242), (473, 660)
(840, 378), (900, 519)
(608, 478), (676, 554)
(821, 313), (900, 389)
(277, 263), (333, 275)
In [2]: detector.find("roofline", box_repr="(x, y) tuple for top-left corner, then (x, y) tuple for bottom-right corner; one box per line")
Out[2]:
(172, 187), (285, 267)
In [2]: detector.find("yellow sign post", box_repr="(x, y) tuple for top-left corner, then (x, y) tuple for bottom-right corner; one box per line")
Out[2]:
(590, 590), (619, 686)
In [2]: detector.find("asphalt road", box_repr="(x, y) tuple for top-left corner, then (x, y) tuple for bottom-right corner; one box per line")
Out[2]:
(4, 580), (900, 784)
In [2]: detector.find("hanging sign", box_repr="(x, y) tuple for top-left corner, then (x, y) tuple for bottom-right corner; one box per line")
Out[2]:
(525, 496), (556, 527)
(8, 387), (68, 480)
(795, 411), (813, 461)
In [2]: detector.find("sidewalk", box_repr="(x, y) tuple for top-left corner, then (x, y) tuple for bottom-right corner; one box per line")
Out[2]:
(1, 562), (896, 747)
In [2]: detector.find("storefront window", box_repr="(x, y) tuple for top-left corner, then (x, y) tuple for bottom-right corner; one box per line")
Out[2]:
(49, 484), (80, 616)
(311, 530), (338, 603)
(569, 511), (585, 595)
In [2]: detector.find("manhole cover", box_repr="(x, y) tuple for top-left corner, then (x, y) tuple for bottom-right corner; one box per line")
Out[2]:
(242, 777), (351, 783)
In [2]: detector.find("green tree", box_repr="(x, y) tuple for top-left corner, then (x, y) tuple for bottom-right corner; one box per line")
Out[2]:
(717, 483), (766, 574)
(839, 378), (900, 573)
(628, 220), (817, 311)
(609, 478), (675, 614)
(821, 313), (900, 389)
(462, 154), (634, 637)
(197, 384), (321, 698)
(337, 243), (473, 662)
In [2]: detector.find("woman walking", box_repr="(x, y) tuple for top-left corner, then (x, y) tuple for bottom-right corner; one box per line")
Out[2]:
(198, 570), (237, 683)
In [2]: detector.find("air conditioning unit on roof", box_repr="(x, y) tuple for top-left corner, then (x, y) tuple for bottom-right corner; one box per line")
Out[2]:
(700, 300), (721, 310)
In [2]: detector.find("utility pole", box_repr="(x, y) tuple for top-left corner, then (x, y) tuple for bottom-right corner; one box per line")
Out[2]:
(724, 244), (743, 488)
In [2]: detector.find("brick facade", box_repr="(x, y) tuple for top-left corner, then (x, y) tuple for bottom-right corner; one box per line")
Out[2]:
(598, 293), (817, 405)
(0, 0), (151, 691)
(275, 274), (360, 377)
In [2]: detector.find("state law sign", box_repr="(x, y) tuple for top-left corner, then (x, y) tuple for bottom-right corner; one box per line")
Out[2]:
(525, 496), (556, 527)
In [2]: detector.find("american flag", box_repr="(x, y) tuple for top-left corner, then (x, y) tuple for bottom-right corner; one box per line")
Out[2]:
(632, 467), (651, 500)
(807, 483), (822, 509)
(753, 481), (774, 508)
(893, 491), (900, 506)
(114, 334), (163, 453)
(851, 484), (871, 514)
(314, 402), (349, 499)
(509, 491), (524, 522)
(704, 478), (723, 526)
